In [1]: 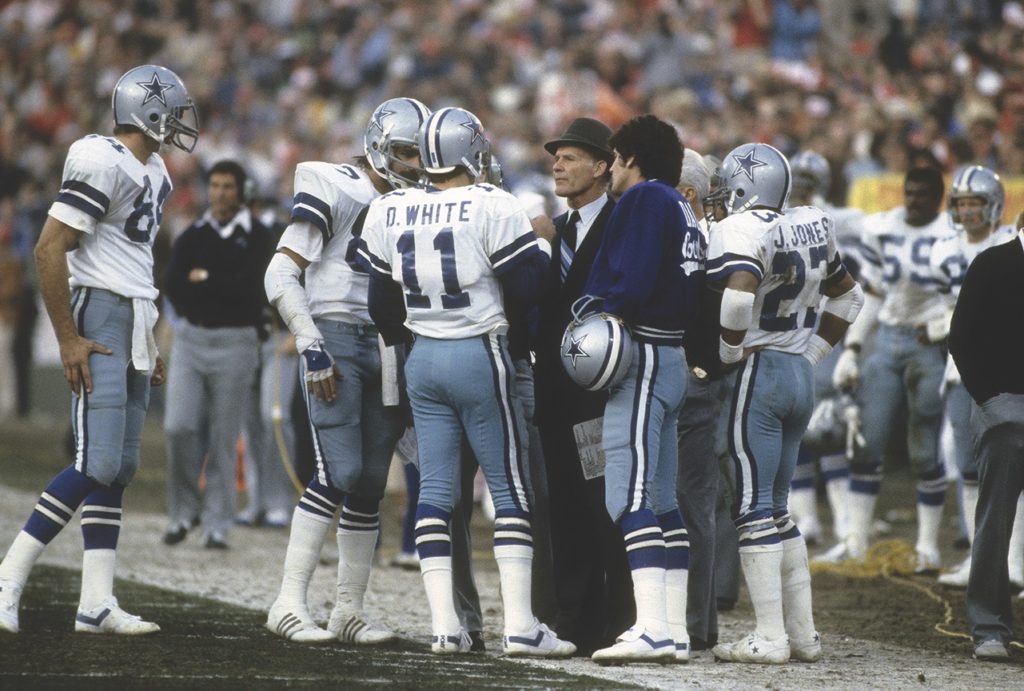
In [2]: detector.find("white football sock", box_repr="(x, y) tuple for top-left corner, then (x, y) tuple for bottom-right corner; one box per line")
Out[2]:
(789, 486), (821, 538)
(739, 546), (786, 641)
(962, 483), (979, 546)
(845, 490), (878, 559)
(780, 538), (815, 643)
(420, 556), (461, 635)
(335, 528), (377, 612)
(0, 532), (45, 586)
(916, 502), (944, 557)
(631, 566), (669, 639)
(494, 543), (534, 634)
(665, 567), (689, 646)
(79, 548), (115, 611)
(1008, 495), (1024, 584)
(276, 507), (332, 608)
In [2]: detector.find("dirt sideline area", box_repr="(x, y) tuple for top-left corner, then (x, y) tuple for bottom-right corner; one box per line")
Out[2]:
(2, 482), (1022, 689)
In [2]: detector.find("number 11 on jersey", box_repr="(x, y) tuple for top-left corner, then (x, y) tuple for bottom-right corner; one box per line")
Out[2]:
(397, 226), (471, 310)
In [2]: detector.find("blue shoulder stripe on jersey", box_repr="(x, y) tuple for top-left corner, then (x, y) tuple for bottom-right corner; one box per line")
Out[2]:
(356, 246), (392, 275)
(490, 233), (540, 275)
(56, 180), (110, 219)
(291, 192), (333, 244)
(706, 253), (764, 282)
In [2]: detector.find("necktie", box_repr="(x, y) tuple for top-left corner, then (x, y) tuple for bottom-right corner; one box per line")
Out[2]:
(560, 210), (580, 283)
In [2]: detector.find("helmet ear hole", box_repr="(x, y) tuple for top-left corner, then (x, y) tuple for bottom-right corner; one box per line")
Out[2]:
(735, 188), (745, 198)
(148, 113), (160, 123)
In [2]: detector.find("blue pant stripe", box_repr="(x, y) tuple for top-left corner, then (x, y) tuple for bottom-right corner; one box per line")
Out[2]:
(72, 288), (91, 475)
(729, 353), (760, 517)
(298, 369), (332, 489)
(772, 511), (801, 541)
(791, 477), (814, 490)
(482, 335), (528, 512)
(626, 345), (657, 513)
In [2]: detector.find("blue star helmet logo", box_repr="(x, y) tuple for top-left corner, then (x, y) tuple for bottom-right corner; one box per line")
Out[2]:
(371, 105), (395, 133)
(137, 72), (175, 107)
(461, 118), (485, 145)
(564, 334), (590, 368)
(730, 149), (767, 183)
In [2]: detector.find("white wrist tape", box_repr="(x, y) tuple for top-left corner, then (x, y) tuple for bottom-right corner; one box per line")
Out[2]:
(824, 281), (865, 323)
(720, 288), (756, 331)
(265, 251), (324, 353)
(803, 334), (832, 367)
(719, 335), (744, 364)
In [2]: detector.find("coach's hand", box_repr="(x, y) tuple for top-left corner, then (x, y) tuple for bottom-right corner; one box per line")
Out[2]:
(150, 356), (167, 387)
(60, 334), (112, 396)
(303, 342), (342, 402)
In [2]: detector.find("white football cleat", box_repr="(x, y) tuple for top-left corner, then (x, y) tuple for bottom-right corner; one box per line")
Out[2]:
(75, 598), (159, 635)
(591, 625), (675, 665)
(674, 640), (690, 663)
(914, 549), (941, 575)
(937, 557), (971, 588)
(328, 606), (396, 645)
(713, 632), (790, 664)
(431, 630), (472, 655)
(790, 632), (822, 662)
(503, 619), (576, 658)
(0, 579), (23, 634)
(265, 601), (335, 643)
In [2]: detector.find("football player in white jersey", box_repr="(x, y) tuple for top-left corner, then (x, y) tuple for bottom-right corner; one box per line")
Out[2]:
(786, 151), (866, 554)
(361, 107), (574, 658)
(832, 166), (951, 572)
(262, 98), (429, 644)
(931, 166), (1019, 588)
(707, 143), (863, 664)
(0, 65), (198, 635)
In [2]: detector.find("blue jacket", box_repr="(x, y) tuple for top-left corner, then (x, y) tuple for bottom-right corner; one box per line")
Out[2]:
(584, 180), (704, 345)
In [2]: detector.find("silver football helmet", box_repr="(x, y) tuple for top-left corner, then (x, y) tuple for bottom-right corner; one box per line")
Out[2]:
(418, 107), (491, 179)
(719, 142), (791, 214)
(948, 165), (1004, 231)
(364, 97), (431, 189)
(789, 150), (831, 203)
(560, 296), (633, 392)
(112, 65), (198, 152)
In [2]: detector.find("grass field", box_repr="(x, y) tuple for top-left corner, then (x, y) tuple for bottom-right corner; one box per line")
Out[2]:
(1, 566), (630, 690)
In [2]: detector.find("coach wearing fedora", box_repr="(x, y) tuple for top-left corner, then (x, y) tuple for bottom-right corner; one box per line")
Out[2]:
(532, 117), (634, 655)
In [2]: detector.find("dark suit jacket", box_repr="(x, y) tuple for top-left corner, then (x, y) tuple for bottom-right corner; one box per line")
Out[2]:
(534, 198), (615, 426)
(949, 235), (1024, 404)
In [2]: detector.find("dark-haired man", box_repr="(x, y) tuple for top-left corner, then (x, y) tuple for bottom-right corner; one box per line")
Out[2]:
(583, 114), (704, 664)
(162, 159), (276, 550)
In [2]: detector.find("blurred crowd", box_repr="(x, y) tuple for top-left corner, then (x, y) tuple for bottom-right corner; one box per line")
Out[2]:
(1, 0), (1023, 419)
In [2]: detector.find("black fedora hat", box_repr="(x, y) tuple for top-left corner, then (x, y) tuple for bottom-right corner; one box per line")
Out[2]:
(544, 117), (614, 163)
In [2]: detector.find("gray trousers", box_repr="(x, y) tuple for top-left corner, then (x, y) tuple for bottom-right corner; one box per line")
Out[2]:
(164, 322), (258, 537)
(242, 336), (299, 518)
(967, 393), (1024, 645)
(677, 372), (727, 643)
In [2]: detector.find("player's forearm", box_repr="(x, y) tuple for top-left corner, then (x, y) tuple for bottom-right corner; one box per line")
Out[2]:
(264, 251), (323, 352)
(35, 236), (78, 344)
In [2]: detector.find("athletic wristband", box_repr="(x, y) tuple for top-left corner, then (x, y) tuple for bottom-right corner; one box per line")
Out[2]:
(719, 335), (744, 365)
(803, 334), (832, 367)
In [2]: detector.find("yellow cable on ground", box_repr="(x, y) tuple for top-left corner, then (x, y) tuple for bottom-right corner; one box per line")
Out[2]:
(811, 538), (1023, 650)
